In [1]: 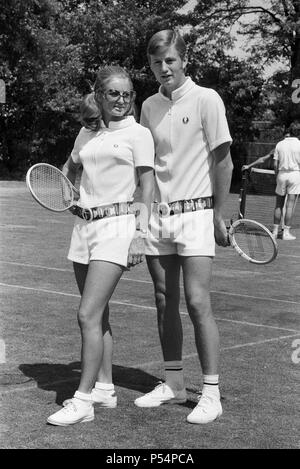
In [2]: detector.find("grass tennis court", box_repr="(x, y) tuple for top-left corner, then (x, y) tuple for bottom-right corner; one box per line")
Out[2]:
(0, 181), (299, 449)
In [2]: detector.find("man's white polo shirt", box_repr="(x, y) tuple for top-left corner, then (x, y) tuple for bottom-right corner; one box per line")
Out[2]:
(71, 116), (154, 208)
(140, 77), (232, 203)
(274, 137), (300, 171)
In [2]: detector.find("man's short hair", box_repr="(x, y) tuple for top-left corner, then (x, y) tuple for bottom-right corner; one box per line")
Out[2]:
(147, 29), (187, 62)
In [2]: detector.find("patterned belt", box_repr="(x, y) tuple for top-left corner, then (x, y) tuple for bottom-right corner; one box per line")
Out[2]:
(72, 202), (135, 222)
(154, 196), (214, 216)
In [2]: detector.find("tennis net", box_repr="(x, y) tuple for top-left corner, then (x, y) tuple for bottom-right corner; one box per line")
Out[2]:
(241, 168), (300, 230)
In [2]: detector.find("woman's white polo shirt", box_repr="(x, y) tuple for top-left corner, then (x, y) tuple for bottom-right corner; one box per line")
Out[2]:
(68, 116), (154, 266)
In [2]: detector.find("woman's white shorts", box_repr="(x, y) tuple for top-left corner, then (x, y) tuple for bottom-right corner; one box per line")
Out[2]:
(68, 214), (136, 267)
(145, 209), (215, 257)
(276, 170), (300, 196)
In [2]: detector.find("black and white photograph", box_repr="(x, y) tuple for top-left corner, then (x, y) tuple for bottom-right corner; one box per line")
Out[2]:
(0, 0), (299, 453)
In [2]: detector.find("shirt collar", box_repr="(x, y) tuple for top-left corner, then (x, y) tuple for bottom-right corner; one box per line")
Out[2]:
(159, 77), (195, 102)
(101, 116), (136, 130)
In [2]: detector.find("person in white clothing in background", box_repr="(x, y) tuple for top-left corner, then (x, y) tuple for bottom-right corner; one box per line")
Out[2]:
(243, 123), (300, 240)
(134, 30), (233, 424)
(47, 65), (154, 426)
(272, 125), (300, 240)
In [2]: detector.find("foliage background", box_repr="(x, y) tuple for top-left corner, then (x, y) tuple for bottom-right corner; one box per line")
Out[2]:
(1, 0), (299, 183)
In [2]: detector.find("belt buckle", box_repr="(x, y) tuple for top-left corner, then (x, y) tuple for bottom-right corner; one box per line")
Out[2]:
(158, 202), (170, 217)
(82, 208), (93, 221)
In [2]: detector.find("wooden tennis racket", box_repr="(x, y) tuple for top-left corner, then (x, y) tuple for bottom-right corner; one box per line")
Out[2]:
(26, 163), (79, 212)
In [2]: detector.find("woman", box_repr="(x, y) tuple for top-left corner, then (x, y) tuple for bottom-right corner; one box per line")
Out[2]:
(47, 66), (154, 426)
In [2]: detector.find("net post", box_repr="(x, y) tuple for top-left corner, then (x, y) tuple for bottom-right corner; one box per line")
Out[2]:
(239, 169), (248, 219)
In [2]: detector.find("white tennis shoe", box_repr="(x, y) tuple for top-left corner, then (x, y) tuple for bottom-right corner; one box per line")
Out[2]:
(187, 393), (222, 424)
(47, 397), (94, 426)
(134, 382), (187, 407)
(282, 231), (296, 240)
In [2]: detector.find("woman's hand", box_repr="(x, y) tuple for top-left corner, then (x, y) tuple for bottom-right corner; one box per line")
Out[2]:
(127, 233), (145, 267)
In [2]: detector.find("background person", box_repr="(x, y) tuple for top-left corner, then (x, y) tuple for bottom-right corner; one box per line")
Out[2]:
(47, 65), (154, 426)
(134, 30), (233, 424)
(242, 125), (300, 240)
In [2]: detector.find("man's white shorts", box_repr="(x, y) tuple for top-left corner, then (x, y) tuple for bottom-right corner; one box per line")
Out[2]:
(276, 170), (300, 196)
(145, 209), (215, 256)
(68, 214), (136, 267)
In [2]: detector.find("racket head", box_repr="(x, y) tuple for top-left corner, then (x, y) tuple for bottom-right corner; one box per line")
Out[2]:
(228, 218), (278, 265)
(26, 163), (75, 212)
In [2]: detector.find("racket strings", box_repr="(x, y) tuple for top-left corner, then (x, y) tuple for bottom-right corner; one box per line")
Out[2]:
(29, 166), (73, 210)
(233, 222), (276, 262)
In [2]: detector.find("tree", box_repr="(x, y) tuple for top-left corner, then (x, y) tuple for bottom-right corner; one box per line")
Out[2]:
(0, 0), (265, 179)
(0, 0), (84, 175)
(187, 0), (300, 125)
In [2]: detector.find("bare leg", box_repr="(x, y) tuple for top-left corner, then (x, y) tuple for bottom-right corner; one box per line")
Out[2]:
(74, 260), (123, 394)
(146, 255), (182, 361)
(284, 194), (298, 227)
(181, 256), (219, 375)
(74, 263), (114, 384)
(273, 194), (286, 225)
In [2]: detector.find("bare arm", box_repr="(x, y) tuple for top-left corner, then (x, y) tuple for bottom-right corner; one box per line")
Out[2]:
(61, 155), (80, 186)
(135, 166), (155, 231)
(242, 152), (274, 171)
(127, 166), (154, 267)
(212, 142), (233, 247)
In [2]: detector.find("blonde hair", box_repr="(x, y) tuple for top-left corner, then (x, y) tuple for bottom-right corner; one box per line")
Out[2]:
(94, 65), (136, 116)
(80, 93), (101, 132)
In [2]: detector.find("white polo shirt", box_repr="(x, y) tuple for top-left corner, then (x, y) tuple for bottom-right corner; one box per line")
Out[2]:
(71, 116), (154, 208)
(274, 137), (300, 171)
(140, 77), (232, 202)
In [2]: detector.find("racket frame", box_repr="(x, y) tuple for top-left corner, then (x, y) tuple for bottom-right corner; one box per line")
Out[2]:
(228, 218), (278, 265)
(26, 163), (78, 212)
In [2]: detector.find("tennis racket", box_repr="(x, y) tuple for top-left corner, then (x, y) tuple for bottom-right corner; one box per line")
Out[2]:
(227, 217), (278, 265)
(26, 163), (79, 212)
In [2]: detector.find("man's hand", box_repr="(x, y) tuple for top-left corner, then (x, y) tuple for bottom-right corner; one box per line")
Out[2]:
(214, 214), (230, 247)
(127, 233), (145, 267)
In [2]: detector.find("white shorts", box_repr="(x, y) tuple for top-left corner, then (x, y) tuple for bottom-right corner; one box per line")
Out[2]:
(145, 209), (215, 257)
(68, 214), (136, 267)
(276, 171), (300, 196)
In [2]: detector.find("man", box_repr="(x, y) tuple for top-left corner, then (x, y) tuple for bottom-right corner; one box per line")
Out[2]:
(272, 125), (300, 240)
(243, 124), (300, 240)
(134, 30), (233, 424)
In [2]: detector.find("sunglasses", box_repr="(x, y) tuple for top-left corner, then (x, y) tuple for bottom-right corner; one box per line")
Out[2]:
(103, 89), (136, 103)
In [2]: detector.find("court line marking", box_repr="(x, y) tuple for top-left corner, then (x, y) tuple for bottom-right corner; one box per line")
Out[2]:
(133, 332), (300, 368)
(0, 225), (36, 229)
(0, 261), (299, 305)
(0, 282), (299, 333)
(1, 332), (299, 394)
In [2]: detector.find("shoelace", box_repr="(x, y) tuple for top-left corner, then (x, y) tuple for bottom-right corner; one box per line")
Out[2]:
(195, 394), (215, 414)
(62, 400), (78, 414)
(149, 381), (167, 396)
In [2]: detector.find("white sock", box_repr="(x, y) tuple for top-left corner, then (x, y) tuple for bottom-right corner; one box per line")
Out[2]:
(165, 361), (184, 391)
(202, 374), (220, 400)
(74, 390), (93, 404)
(283, 225), (291, 232)
(94, 382), (115, 392)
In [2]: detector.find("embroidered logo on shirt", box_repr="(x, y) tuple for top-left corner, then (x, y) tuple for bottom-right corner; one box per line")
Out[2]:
(182, 117), (189, 124)
(114, 144), (119, 148)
